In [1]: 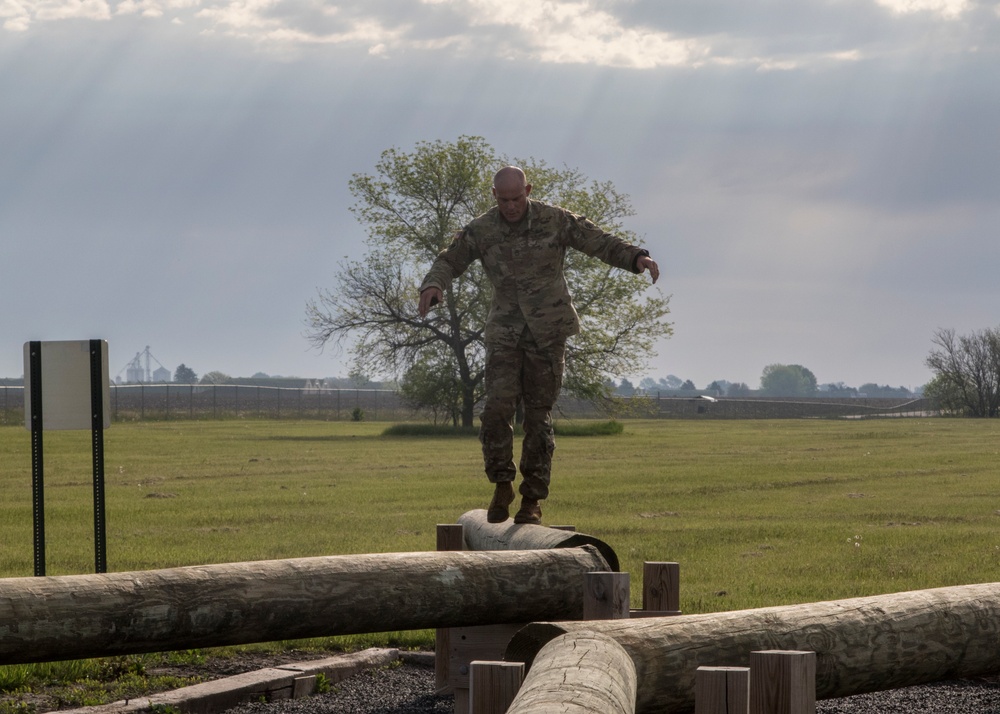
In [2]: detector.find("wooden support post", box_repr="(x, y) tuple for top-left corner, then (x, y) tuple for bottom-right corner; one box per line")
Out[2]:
(632, 561), (682, 618)
(695, 666), (750, 714)
(436, 524), (464, 692)
(470, 660), (524, 714)
(437, 523), (465, 551)
(449, 623), (524, 714)
(642, 561), (680, 612)
(584, 571), (631, 620)
(749, 651), (816, 714)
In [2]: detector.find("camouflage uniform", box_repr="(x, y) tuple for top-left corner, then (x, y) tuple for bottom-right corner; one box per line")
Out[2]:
(420, 199), (649, 501)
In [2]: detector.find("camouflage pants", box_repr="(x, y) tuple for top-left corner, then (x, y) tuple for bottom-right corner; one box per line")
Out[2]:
(479, 328), (566, 501)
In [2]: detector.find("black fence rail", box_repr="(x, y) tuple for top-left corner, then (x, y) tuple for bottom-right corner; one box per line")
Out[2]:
(0, 384), (934, 426)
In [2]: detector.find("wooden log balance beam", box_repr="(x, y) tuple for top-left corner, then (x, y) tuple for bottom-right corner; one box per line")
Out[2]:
(505, 581), (1000, 714)
(458, 509), (620, 571)
(0, 547), (612, 665)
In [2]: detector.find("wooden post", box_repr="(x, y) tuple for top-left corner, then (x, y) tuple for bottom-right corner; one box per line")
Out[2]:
(470, 660), (524, 714)
(437, 523), (465, 551)
(507, 632), (636, 714)
(436, 524), (464, 692)
(750, 651), (815, 714)
(696, 667), (750, 714)
(642, 561), (680, 612)
(0, 547), (612, 665)
(584, 572), (631, 620)
(505, 581), (1000, 713)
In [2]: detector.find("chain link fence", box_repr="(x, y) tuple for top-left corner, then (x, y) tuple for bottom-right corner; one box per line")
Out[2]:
(0, 384), (415, 425)
(0, 383), (933, 426)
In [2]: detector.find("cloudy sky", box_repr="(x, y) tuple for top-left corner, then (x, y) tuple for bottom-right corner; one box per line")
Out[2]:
(2, 0), (997, 391)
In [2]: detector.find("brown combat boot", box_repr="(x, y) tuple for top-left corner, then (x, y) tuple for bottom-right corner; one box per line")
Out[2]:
(487, 481), (516, 523)
(513, 498), (542, 525)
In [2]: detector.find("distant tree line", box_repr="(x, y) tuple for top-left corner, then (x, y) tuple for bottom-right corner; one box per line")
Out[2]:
(613, 367), (917, 399)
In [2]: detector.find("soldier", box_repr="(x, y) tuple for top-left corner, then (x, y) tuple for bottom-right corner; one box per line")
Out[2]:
(418, 166), (659, 525)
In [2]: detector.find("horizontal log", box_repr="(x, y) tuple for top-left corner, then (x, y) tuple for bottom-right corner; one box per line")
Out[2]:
(0, 547), (611, 665)
(458, 509), (620, 571)
(506, 631), (637, 714)
(505, 582), (1000, 714)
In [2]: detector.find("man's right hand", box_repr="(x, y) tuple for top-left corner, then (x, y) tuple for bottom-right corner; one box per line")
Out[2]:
(418, 287), (443, 318)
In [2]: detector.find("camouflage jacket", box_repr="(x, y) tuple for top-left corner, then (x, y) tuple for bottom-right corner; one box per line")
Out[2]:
(419, 199), (649, 349)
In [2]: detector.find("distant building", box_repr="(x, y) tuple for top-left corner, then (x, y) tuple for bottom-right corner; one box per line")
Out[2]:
(153, 366), (171, 383)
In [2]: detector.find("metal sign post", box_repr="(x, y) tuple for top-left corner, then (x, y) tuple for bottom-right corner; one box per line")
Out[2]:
(24, 340), (111, 576)
(27, 342), (45, 576)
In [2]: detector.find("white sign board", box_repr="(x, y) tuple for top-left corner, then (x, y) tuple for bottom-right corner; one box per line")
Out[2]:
(24, 340), (111, 431)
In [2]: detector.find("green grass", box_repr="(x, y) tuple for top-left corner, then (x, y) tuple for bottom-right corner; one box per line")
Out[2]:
(0, 654), (204, 711)
(2, 418), (1000, 673)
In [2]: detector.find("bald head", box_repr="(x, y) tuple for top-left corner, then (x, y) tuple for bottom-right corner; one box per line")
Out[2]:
(492, 166), (532, 224)
(493, 166), (527, 191)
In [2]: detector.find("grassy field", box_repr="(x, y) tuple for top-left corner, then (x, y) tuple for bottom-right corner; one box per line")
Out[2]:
(3, 417), (999, 614)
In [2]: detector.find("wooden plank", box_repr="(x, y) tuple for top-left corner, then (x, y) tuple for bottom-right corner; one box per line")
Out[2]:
(292, 675), (316, 699)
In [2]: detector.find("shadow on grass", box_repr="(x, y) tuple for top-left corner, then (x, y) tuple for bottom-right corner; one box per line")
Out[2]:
(259, 435), (382, 442)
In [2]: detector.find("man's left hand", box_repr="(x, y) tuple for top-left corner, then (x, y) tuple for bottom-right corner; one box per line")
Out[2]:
(636, 256), (659, 284)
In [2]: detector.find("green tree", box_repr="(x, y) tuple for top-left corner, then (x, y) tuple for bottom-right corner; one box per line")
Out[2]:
(398, 355), (465, 426)
(173, 364), (197, 383)
(305, 136), (672, 427)
(858, 383), (912, 398)
(759, 364), (817, 397)
(726, 382), (751, 397)
(922, 373), (966, 416)
(616, 378), (636, 396)
(925, 327), (1000, 417)
(199, 371), (231, 385)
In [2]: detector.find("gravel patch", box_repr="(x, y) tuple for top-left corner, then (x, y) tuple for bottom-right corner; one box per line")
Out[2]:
(225, 661), (451, 714)
(218, 659), (1000, 714)
(816, 676), (1000, 713)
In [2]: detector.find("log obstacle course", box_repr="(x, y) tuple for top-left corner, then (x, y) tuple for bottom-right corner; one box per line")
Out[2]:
(437, 510), (682, 713)
(3, 508), (1000, 713)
